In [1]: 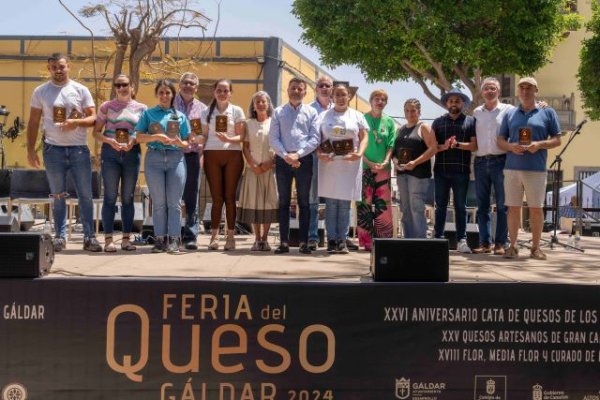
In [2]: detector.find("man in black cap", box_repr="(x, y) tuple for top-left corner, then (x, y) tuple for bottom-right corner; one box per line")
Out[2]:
(431, 88), (477, 253)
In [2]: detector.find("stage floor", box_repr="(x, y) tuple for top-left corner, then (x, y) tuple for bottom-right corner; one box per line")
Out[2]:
(43, 229), (600, 284)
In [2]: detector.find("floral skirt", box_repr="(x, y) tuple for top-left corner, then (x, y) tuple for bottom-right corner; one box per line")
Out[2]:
(356, 169), (394, 249)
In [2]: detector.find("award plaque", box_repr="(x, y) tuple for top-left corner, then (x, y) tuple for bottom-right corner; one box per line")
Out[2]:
(53, 106), (66, 123)
(166, 120), (180, 138)
(320, 139), (334, 154)
(397, 148), (412, 165)
(519, 127), (532, 146)
(69, 109), (82, 119)
(115, 128), (130, 145)
(215, 115), (228, 133)
(190, 118), (202, 135)
(332, 138), (354, 156)
(149, 122), (165, 135)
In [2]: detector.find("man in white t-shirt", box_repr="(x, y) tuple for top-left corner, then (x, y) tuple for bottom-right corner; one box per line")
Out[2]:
(26, 53), (101, 252)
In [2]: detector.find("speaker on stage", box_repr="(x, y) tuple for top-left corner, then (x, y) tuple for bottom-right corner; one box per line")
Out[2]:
(0, 215), (19, 232)
(371, 238), (449, 282)
(0, 233), (54, 278)
(444, 222), (479, 250)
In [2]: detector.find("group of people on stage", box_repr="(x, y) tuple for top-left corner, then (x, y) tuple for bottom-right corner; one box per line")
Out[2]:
(26, 53), (562, 260)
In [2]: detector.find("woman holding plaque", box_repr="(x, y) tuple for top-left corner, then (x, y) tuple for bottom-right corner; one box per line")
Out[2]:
(316, 83), (369, 254)
(393, 98), (437, 238)
(237, 91), (278, 251)
(355, 89), (396, 251)
(93, 74), (147, 252)
(135, 79), (190, 254)
(200, 79), (246, 251)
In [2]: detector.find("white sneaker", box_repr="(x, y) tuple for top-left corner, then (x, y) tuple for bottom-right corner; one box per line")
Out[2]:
(457, 239), (472, 254)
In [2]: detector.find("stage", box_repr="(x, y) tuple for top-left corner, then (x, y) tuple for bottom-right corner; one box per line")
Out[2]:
(1, 229), (600, 399)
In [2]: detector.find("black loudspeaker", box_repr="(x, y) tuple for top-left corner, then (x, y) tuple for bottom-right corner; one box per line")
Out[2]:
(371, 238), (449, 282)
(0, 215), (19, 232)
(0, 233), (54, 278)
(444, 222), (479, 250)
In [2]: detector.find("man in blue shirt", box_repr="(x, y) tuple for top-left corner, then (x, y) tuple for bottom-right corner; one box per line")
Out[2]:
(498, 77), (562, 260)
(269, 77), (319, 254)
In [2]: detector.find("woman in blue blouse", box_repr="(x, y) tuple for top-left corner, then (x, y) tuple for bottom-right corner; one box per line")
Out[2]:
(135, 79), (190, 253)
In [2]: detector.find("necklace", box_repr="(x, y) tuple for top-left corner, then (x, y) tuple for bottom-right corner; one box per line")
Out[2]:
(368, 114), (383, 144)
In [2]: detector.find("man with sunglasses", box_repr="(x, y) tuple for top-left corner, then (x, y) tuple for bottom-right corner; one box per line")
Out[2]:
(174, 72), (208, 250)
(26, 52), (101, 252)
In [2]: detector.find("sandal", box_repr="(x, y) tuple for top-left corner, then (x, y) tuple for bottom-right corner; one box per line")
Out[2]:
(104, 238), (117, 253)
(261, 241), (271, 252)
(208, 237), (219, 250)
(121, 235), (137, 251)
(251, 241), (261, 251)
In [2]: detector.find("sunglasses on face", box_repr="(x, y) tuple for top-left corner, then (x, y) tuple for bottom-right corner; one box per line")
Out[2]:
(114, 83), (130, 88)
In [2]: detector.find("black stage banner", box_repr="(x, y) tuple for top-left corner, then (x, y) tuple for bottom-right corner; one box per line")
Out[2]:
(1, 279), (600, 399)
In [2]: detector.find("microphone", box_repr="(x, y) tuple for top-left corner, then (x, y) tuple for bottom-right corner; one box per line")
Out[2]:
(575, 119), (587, 131)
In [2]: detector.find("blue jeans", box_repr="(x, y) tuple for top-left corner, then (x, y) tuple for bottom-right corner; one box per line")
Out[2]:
(434, 171), (470, 241)
(101, 143), (141, 234)
(144, 149), (186, 237)
(474, 155), (508, 246)
(324, 197), (351, 241)
(308, 154), (319, 242)
(182, 152), (201, 242)
(275, 153), (313, 243)
(396, 174), (430, 238)
(43, 143), (95, 239)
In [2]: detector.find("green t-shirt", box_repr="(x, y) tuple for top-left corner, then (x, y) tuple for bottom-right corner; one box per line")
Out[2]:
(363, 113), (396, 170)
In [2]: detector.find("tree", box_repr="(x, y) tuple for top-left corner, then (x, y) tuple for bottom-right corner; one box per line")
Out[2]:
(78, 0), (211, 92)
(292, 0), (580, 110)
(578, 1), (600, 120)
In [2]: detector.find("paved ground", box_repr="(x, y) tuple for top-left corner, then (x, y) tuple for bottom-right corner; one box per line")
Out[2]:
(44, 228), (600, 284)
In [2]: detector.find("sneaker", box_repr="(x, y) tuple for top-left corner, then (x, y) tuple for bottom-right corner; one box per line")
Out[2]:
(184, 241), (198, 250)
(503, 246), (519, 259)
(274, 243), (289, 254)
(337, 240), (350, 254)
(530, 247), (547, 260)
(456, 239), (471, 254)
(307, 239), (318, 251)
(298, 243), (312, 254)
(472, 244), (492, 254)
(152, 237), (166, 253)
(493, 243), (506, 256)
(345, 239), (359, 251)
(52, 237), (66, 252)
(326, 240), (337, 254)
(167, 237), (181, 254)
(83, 237), (102, 252)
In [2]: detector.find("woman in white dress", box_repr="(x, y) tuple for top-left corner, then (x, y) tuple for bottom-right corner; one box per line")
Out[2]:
(237, 91), (278, 251)
(316, 83), (369, 254)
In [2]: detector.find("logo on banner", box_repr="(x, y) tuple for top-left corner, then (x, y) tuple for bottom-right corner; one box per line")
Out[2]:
(487, 379), (496, 395)
(395, 378), (410, 399)
(532, 384), (543, 400)
(1, 383), (27, 400)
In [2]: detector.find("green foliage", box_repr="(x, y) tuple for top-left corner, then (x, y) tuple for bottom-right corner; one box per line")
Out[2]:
(578, 1), (600, 120)
(293, 0), (580, 107)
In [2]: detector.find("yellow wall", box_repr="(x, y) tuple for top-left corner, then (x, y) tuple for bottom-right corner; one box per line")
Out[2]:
(528, 1), (599, 180)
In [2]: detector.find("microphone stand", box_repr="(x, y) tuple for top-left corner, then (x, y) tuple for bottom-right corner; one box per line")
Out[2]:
(544, 120), (586, 252)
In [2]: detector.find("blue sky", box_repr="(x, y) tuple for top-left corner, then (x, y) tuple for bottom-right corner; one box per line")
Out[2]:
(0, 0), (443, 119)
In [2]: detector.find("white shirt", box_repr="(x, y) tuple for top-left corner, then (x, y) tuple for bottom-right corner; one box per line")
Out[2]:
(317, 108), (368, 201)
(200, 103), (245, 151)
(473, 102), (514, 157)
(30, 80), (95, 146)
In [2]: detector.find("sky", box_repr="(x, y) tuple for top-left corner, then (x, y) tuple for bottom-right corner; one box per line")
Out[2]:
(0, 0), (444, 120)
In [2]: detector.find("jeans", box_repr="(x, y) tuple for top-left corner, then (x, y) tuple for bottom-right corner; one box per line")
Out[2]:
(100, 143), (141, 234)
(182, 152), (201, 242)
(474, 155), (508, 245)
(144, 149), (186, 237)
(434, 171), (470, 241)
(308, 155), (319, 242)
(43, 143), (95, 239)
(275, 153), (313, 243)
(396, 174), (430, 238)
(324, 197), (351, 241)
